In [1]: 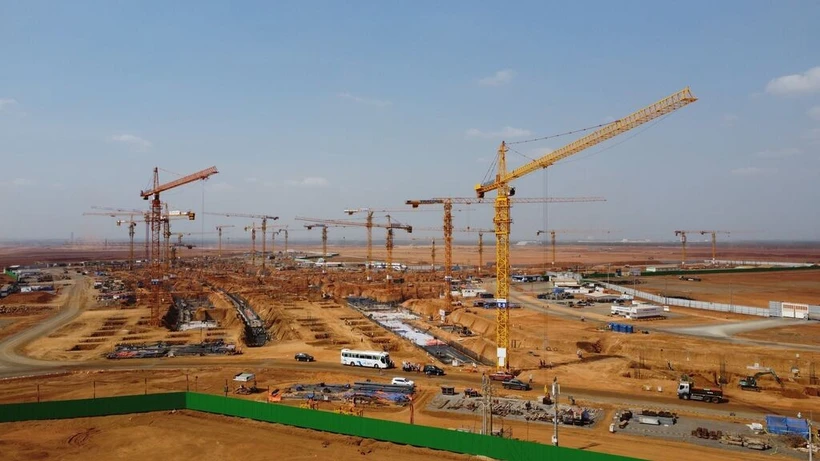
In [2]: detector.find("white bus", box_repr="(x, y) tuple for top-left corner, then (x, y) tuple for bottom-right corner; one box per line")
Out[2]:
(340, 349), (394, 369)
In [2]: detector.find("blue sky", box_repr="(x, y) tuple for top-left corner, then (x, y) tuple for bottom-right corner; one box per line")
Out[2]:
(1, 1), (819, 244)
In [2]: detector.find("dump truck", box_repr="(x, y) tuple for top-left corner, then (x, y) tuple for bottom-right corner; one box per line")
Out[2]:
(677, 381), (723, 403)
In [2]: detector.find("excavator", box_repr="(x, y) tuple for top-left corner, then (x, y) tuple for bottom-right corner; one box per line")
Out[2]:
(739, 370), (782, 391)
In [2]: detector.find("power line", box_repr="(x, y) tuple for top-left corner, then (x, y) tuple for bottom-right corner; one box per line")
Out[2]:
(507, 122), (614, 145)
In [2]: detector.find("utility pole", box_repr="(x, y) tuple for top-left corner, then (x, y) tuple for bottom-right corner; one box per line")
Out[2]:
(552, 377), (560, 446)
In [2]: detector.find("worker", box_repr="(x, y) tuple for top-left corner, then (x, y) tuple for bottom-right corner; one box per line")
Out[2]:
(528, 374), (533, 384)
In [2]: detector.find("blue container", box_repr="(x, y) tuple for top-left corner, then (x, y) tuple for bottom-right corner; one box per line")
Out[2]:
(626, 325), (634, 334)
(614, 323), (623, 333)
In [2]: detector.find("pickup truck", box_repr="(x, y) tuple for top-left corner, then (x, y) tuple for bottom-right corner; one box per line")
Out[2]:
(502, 379), (532, 391)
(489, 371), (514, 381)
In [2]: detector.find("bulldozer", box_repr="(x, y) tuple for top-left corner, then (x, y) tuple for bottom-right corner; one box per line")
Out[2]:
(739, 370), (782, 391)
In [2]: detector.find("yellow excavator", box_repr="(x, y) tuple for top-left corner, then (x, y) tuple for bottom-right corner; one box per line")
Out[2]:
(739, 370), (782, 391)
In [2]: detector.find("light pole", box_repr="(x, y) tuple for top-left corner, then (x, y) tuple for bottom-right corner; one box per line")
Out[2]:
(552, 377), (560, 446)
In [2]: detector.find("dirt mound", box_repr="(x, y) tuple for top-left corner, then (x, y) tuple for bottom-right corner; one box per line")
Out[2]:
(576, 340), (603, 353)
(2, 292), (56, 304)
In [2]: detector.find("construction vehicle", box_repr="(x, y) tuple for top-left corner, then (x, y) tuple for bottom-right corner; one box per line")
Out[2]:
(739, 370), (782, 391)
(474, 88), (697, 369)
(677, 380), (723, 403)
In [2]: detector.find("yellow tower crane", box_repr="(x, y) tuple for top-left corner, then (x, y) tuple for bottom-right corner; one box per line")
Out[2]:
(700, 230), (732, 264)
(215, 225), (235, 258)
(342, 208), (436, 281)
(406, 196), (605, 304)
(536, 229), (614, 266)
(475, 87), (697, 369)
(204, 212), (279, 270)
(413, 226), (494, 276)
(296, 216), (413, 281)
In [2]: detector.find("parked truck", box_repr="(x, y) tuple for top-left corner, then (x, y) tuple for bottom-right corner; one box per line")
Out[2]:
(677, 381), (723, 403)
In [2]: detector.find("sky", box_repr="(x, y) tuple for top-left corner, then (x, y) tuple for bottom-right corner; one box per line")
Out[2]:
(1, 1), (819, 245)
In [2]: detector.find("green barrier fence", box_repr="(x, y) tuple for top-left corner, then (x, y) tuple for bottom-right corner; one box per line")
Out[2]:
(0, 392), (186, 423)
(0, 392), (637, 461)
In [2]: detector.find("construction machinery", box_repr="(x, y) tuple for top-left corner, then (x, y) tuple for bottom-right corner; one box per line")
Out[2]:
(536, 229), (613, 266)
(413, 227), (494, 275)
(406, 196), (605, 304)
(474, 87), (697, 369)
(84, 208), (195, 270)
(302, 223), (331, 260)
(215, 225), (235, 258)
(700, 230), (732, 264)
(343, 207), (435, 281)
(245, 223), (258, 265)
(204, 212), (279, 270)
(739, 370), (783, 392)
(674, 230), (731, 265)
(139, 166), (218, 326)
(297, 216), (413, 281)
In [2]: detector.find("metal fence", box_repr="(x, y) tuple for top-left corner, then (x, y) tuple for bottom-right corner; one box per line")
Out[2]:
(597, 282), (769, 317)
(0, 392), (638, 461)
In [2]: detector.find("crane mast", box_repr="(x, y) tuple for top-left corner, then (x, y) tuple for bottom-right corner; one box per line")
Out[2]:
(297, 216), (412, 280)
(475, 88), (697, 369)
(407, 196), (605, 305)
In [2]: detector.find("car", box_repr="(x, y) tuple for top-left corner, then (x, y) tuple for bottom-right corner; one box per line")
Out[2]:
(423, 365), (445, 376)
(502, 379), (532, 391)
(294, 352), (315, 362)
(391, 377), (415, 387)
(489, 371), (515, 381)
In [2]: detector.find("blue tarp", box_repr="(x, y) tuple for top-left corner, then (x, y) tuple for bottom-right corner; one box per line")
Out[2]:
(766, 415), (809, 437)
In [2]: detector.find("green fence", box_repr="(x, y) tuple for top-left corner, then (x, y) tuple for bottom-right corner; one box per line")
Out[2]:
(0, 392), (186, 423)
(0, 392), (637, 461)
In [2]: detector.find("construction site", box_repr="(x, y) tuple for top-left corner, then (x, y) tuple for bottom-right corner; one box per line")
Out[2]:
(3, 7), (820, 457)
(1, 108), (819, 460)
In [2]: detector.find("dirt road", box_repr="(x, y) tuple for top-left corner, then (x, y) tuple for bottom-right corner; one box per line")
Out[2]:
(0, 275), (89, 373)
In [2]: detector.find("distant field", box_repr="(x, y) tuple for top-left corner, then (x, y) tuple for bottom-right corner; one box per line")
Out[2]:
(634, 269), (820, 308)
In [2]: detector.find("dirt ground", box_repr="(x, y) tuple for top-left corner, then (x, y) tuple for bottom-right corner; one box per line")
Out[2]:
(635, 270), (820, 308)
(2, 243), (820, 461)
(0, 409), (792, 461)
(0, 411), (479, 461)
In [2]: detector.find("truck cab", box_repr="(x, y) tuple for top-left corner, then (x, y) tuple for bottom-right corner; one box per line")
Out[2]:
(677, 381), (723, 403)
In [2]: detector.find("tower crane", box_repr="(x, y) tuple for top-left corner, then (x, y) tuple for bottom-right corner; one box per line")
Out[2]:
(296, 216), (413, 281)
(406, 196), (605, 304)
(674, 230), (733, 265)
(409, 237), (436, 272)
(245, 222), (258, 265)
(139, 166), (217, 327)
(139, 166), (217, 267)
(474, 87), (697, 369)
(215, 225), (235, 258)
(203, 212), (279, 270)
(84, 208), (195, 270)
(700, 230), (732, 264)
(302, 223), (331, 260)
(413, 227), (494, 275)
(342, 208), (435, 281)
(536, 229), (614, 266)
